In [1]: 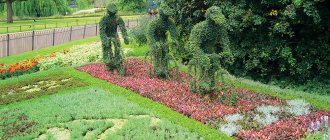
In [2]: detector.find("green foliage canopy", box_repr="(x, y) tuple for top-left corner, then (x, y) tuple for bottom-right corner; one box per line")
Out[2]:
(163, 0), (330, 83)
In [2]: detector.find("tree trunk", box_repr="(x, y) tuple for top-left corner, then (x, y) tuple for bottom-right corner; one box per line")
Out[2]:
(7, 0), (14, 23)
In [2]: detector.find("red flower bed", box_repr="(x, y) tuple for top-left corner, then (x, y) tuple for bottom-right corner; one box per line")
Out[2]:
(77, 59), (286, 120)
(77, 58), (330, 139)
(78, 59), (237, 122)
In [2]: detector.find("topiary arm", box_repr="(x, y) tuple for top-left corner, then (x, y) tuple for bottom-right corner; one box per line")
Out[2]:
(168, 19), (178, 45)
(99, 17), (108, 42)
(146, 20), (158, 49)
(188, 24), (204, 57)
(219, 28), (234, 65)
(118, 17), (129, 44)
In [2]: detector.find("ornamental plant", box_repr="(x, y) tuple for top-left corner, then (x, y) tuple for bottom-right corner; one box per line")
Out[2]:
(0, 58), (39, 80)
(38, 43), (102, 71)
(146, 1), (178, 79)
(187, 6), (233, 95)
(99, 3), (129, 76)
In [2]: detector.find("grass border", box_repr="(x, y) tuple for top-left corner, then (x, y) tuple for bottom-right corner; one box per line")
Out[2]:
(224, 76), (330, 111)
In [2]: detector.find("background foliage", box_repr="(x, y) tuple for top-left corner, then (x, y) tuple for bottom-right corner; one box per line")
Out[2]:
(160, 0), (329, 92)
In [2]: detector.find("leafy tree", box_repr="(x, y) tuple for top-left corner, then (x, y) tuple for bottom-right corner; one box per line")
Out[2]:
(117, 0), (147, 12)
(0, 0), (27, 23)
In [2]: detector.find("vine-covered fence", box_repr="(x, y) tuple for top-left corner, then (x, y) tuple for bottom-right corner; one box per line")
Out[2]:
(0, 19), (138, 58)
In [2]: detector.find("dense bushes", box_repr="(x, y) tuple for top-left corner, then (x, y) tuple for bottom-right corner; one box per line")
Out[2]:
(130, 16), (155, 46)
(161, 0), (329, 85)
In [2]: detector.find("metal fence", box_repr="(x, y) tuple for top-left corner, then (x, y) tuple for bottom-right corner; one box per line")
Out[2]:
(0, 19), (139, 58)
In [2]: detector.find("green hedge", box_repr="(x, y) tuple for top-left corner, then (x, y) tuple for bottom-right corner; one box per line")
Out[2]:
(162, 0), (329, 85)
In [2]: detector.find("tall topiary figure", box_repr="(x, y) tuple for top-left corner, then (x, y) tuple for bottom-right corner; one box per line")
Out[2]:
(99, 3), (129, 75)
(146, 2), (178, 79)
(188, 6), (233, 95)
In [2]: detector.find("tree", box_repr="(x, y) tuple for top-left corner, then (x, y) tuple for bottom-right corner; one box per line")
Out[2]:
(0, 0), (26, 23)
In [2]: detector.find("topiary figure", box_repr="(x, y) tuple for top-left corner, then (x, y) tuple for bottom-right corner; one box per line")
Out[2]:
(188, 6), (234, 95)
(146, 2), (178, 79)
(99, 3), (129, 75)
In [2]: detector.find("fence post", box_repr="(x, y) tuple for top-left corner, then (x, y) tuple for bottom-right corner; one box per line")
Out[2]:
(6, 34), (10, 56)
(20, 26), (22, 32)
(69, 26), (73, 41)
(96, 24), (98, 36)
(44, 23), (46, 29)
(52, 29), (56, 46)
(32, 31), (35, 51)
(128, 19), (130, 28)
(6, 27), (8, 33)
(83, 24), (86, 39)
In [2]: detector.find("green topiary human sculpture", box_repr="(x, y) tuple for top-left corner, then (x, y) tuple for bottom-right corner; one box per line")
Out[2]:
(146, 2), (178, 79)
(99, 3), (129, 75)
(188, 6), (233, 95)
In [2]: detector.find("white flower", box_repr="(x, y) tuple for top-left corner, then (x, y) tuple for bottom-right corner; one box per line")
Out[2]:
(254, 105), (280, 126)
(256, 105), (280, 114)
(224, 113), (244, 123)
(285, 99), (310, 116)
(254, 114), (279, 126)
(39, 42), (103, 71)
(219, 123), (242, 136)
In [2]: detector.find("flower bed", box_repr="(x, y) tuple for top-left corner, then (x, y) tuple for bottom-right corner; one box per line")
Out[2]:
(0, 42), (103, 80)
(0, 58), (39, 80)
(77, 58), (330, 139)
(38, 42), (103, 71)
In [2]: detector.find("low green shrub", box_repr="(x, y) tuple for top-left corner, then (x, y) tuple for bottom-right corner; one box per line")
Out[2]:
(129, 16), (155, 46)
(0, 74), (87, 105)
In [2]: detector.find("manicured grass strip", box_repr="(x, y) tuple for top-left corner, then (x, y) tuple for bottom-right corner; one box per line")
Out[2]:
(64, 68), (234, 140)
(224, 76), (330, 111)
(0, 71), (87, 105)
(0, 36), (100, 65)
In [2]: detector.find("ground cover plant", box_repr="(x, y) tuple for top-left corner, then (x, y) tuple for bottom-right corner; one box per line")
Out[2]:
(78, 58), (330, 139)
(0, 88), (203, 140)
(0, 73), (86, 105)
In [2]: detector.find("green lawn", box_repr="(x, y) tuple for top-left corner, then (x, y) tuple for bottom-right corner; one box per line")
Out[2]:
(0, 86), (203, 139)
(0, 15), (141, 34)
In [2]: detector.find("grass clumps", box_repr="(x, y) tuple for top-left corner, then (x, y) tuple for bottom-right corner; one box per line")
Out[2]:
(0, 74), (87, 105)
(0, 88), (203, 140)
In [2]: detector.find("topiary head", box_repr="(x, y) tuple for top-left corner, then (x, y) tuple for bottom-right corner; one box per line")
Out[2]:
(106, 3), (118, 15)
(158, 2), (174, 17)
(205, 6), (226, 25)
